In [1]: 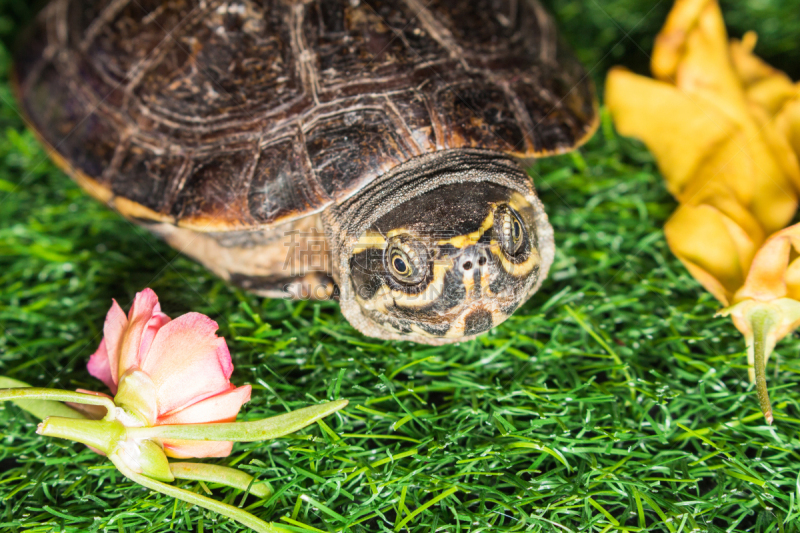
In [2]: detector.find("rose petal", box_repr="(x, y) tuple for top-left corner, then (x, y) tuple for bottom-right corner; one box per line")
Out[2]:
(102, 300), (128, 387)
(65, 389), (115, 420)
(86, 446), (107, 456)
(141, 312), (233, 415)
(162, 439), (233, 459)
(157, 385), (251, 425)
(74, 388), (113, 398)
(139, 310), (171, 362)
(87, 339), (116, 393)
(117, 289), (161, 377)
(156, 382), (250, 461)
(63, 403), (109, 420)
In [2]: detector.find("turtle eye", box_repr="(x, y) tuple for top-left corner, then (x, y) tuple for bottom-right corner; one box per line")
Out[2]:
(494, 205), (526, 256)
(386, 236), (427, 284)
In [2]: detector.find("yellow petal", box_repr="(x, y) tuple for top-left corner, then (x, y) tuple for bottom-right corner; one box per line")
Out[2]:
(608, 68), (798, 236)
(651, 0), (751, 126)
(729, 32), (769, 86)
(606, 68), (734, 197)
(730, 33), (797, 116)
(652, 0), (714, 81)
(683, 183), (766, 246)
(776, 94), (800, 163)
(670, 2), (753, 128)
(746, 78), (798, 117)
(608, 74), (798, 239)
(734, 222), (800, 303)
(749, 102), (800, 196)
(679, 128), (798, 235)
(665, 199), (762, 305)
(784, 256), (800, 301)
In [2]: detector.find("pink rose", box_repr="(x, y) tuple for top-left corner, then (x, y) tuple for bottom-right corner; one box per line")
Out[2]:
(86, 289), (251, 458)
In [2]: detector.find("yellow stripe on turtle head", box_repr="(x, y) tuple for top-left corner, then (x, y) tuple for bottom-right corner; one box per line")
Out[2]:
(436, 209), (495, 248)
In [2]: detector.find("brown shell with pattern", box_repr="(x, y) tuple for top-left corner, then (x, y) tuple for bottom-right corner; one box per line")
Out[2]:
(14, 0), (597, 232)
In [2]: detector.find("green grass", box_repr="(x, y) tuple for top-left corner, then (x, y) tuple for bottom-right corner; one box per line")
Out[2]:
(2, 1), (800, 532)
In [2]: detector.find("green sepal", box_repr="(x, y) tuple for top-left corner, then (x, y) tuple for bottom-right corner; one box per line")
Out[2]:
(0, 387), (116, 420)
(113, 439), (175, 482)
(0, 377), (86, 420)
(170, 462), (271, 498)
(37, 417), (126, 455)
(127, 399), (348, 442)
(109, 455), (291, 533)
(114, 369), (158, 426)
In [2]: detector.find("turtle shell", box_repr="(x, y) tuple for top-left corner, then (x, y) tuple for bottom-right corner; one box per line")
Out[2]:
(14, 0), (598, 232)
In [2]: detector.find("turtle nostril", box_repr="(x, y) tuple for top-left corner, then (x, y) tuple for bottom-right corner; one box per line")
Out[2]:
(462, 261), (473, 271)
(478, 256), (487, 266)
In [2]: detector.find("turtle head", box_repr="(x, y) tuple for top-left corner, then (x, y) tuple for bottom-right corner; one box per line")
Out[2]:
(322, 150), (554, 345)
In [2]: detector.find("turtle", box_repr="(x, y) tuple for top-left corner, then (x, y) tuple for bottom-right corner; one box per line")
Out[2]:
(14, 0), (598, 345)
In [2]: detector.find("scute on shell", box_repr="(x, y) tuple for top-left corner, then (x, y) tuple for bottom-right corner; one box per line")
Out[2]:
(15, 0), (598, 232)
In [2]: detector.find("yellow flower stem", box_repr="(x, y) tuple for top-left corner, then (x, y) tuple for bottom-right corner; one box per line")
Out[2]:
(0, 387), (116, 420)
(109, 453), (290, 533)
(750, 310), (775, 425)
(126, 399), (348, 442)
(169, 462), (271, 498)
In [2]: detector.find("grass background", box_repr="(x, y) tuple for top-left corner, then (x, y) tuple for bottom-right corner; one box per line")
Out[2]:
(2, 0), (800, 531)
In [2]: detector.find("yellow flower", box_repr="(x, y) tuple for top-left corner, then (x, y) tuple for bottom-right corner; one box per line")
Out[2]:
(606, 0), (800, 423)
(606, 0), (800, 241)
(719, 223), (800, 424)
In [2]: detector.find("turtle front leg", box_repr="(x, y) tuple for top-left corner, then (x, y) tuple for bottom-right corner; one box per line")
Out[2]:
(145, 215), (337, 301)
